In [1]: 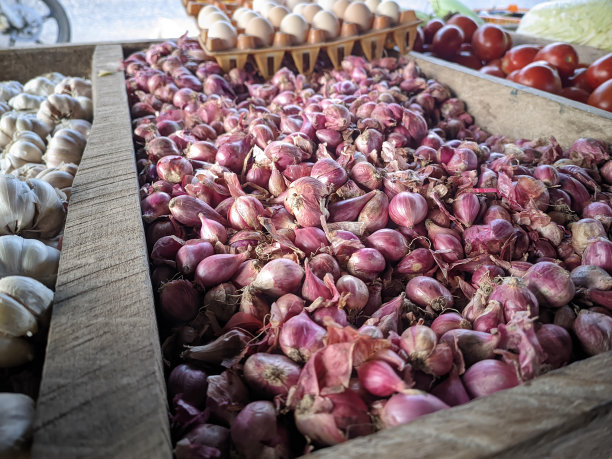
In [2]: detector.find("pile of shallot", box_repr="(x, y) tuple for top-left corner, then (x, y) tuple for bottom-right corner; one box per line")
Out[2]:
(126, 35), (612, 457)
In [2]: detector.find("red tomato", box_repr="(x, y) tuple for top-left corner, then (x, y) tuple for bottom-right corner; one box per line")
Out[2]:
(423, 18), (444, 44)
(446, 14), (478, 43)
(459, 42), (472, 52)
(507, 69), (520, 82)
(558, 86), (591, 104)
(587, 78), (612, 112)
(480, 65), (505, 78)
(472, 24), (512, 62)
(501, 44), (540, 75)
(586, 53), (612, 89)
(565, 67), (592, 91)
(534, 42), (579, 79)
(450, 50), (483, 69)
(413, 27), (425, 52)
(515, 61), (562, 93)
(488, 58), (503, 70)
(504, 31), (513, 51)
(432, 25), (464, 59)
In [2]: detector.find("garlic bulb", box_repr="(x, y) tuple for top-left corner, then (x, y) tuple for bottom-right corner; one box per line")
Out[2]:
(8, 93), (46, 111)
(12, 163), (47, 180)
(0, 102), (10, 117)
(37, 93), (93, 125)
(0, 111), (52, 148)
(0, 336), (34, 367)
(0, 393), (35, 455)
(0, 292), (38, 337)
(0, 235), (60, 287)
(23, 75), (56, 96)
(42, 72), (65, 85)
(22, 178), (66, 239)
(54, 118), (91, 138)
(0, 81), (22, 103)
(0, 175), (37, 234)
(0, 276), (54, 327)
(43, 127), (87, 167)
(1, 130), (46, 173)
(54, 77), (93, 99)
(36, 168), (75, 190)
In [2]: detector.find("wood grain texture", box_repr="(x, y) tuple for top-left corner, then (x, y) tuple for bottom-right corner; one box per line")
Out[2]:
(32, 45), (172, 459)
(0, 44), (94, 81)
(411, 52), (612, 148)
(509, 32), (609, 65)
(309, 351), (612, 459)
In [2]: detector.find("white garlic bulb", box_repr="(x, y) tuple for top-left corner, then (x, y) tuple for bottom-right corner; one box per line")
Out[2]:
(0, 276), (54, 327)
(0, 393), (35, 454)
(8, 93), (46, 111)
(0, 175), (37, 235)
(23, 75), (56, 97)
(0, 336), (34, 367)
(43, 127), (87, 167)
(0, 235), (60, 288)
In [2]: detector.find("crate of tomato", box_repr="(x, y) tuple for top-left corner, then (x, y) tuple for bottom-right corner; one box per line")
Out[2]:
(416, 14), (612, 113)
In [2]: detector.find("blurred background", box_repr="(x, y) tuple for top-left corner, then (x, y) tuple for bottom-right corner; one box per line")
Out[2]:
(0, 0), (548, 48)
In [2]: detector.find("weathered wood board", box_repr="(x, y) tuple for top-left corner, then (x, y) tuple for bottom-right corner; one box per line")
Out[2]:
(309, 351), (612, 459)
(30, 45), (171, 459)
(411, 52), (612, 148)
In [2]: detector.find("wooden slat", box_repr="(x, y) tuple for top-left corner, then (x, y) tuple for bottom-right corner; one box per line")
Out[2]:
(310, 351), (612, 459)
(32, 45), (172, 459)
(0, 43), (95, 81)
(411, 52), (612, 149)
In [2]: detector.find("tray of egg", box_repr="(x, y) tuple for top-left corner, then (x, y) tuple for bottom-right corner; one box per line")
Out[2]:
(195, 0), (421, 79)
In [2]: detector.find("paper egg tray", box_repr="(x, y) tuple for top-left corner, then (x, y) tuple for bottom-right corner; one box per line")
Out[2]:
(196, 12), (421, 79)
(185, 0), (249, 17)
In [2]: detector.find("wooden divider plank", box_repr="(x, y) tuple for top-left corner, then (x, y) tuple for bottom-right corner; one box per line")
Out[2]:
(32, 45), (172, 459)
(309, 351), (612, 458)
(412, 52), (612, 149)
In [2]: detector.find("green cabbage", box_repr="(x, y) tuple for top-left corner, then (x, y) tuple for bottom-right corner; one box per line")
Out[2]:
(517, 0), (612, 51)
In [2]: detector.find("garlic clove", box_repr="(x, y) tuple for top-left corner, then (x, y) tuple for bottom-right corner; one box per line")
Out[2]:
(0, 393), (35, 455)
(0, 276), (53, 326)
(0, 336), (35, 367)
(0, 292), (38, 337)
(23, 178), (66, 239)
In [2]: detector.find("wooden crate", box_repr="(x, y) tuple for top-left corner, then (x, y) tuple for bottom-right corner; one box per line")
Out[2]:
(2, 41), (611, 458)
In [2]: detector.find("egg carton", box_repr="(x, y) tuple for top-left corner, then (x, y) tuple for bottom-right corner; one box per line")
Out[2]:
(185, 1), (249, 17)
(196, 10), (421, 79)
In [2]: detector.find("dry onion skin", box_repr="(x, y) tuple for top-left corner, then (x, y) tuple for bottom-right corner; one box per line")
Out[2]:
(128, 37), (612, 455)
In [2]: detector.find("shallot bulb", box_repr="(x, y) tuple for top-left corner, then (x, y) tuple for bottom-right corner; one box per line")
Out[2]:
(462, 359), (520, 398)
(250, 258), (304, 297)
(573, 310), (612, 356)
(523, 262), (575, 308)
(279, 311), (326, 363)
(243, 353), (302, 398)
(378, 390), (449, 428)
(405, 276), (454, 312)
(389, 192), (428, 228)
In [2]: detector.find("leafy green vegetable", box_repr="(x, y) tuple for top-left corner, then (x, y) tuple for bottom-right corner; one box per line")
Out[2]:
(517, 0), (612, 51)
(429, 0), (484, 25)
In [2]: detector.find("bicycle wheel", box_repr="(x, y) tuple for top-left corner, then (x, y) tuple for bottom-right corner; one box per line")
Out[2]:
(6, 0), (70, 45)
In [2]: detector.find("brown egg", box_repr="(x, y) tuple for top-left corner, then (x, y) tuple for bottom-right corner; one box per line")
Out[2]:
(302, 3), (323, 23)
(207, 20), (237, 49)
(280, 13), (308, 44)
(312, 10), (339, 39)
(245, 16), (275, 46)
(343, 2), (373, 32)
(267, 5), (290, 27)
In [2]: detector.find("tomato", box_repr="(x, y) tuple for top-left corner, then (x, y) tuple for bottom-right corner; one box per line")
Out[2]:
(586, 53), (612, 89)
(501, 44), (540, 75)
(450, 50), (482, 69)
(446, 14), (478, 43)
(515, 61), (562, 93)
(504, 31), (513, 51)
(587, 78), (612, 112)
(565, 67), (592, 91)
(432, 25), (464, 59)
(507, 69), (520, 82)
(471, 24), (512, 62)
(558, 86), (591, 104)
(423, 18), (444, 44)
(413, 27), (425, 52)
(534, 42), (579, 79)
(480, 65), (505, 78)
(459, 42), (472, 52)
(488, 58), (503, 70)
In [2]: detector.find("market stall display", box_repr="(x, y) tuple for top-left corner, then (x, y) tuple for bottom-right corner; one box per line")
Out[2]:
(122, 35), (612, 456)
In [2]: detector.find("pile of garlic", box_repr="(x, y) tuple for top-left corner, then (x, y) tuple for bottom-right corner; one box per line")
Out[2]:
(0, 72), (92, 457)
